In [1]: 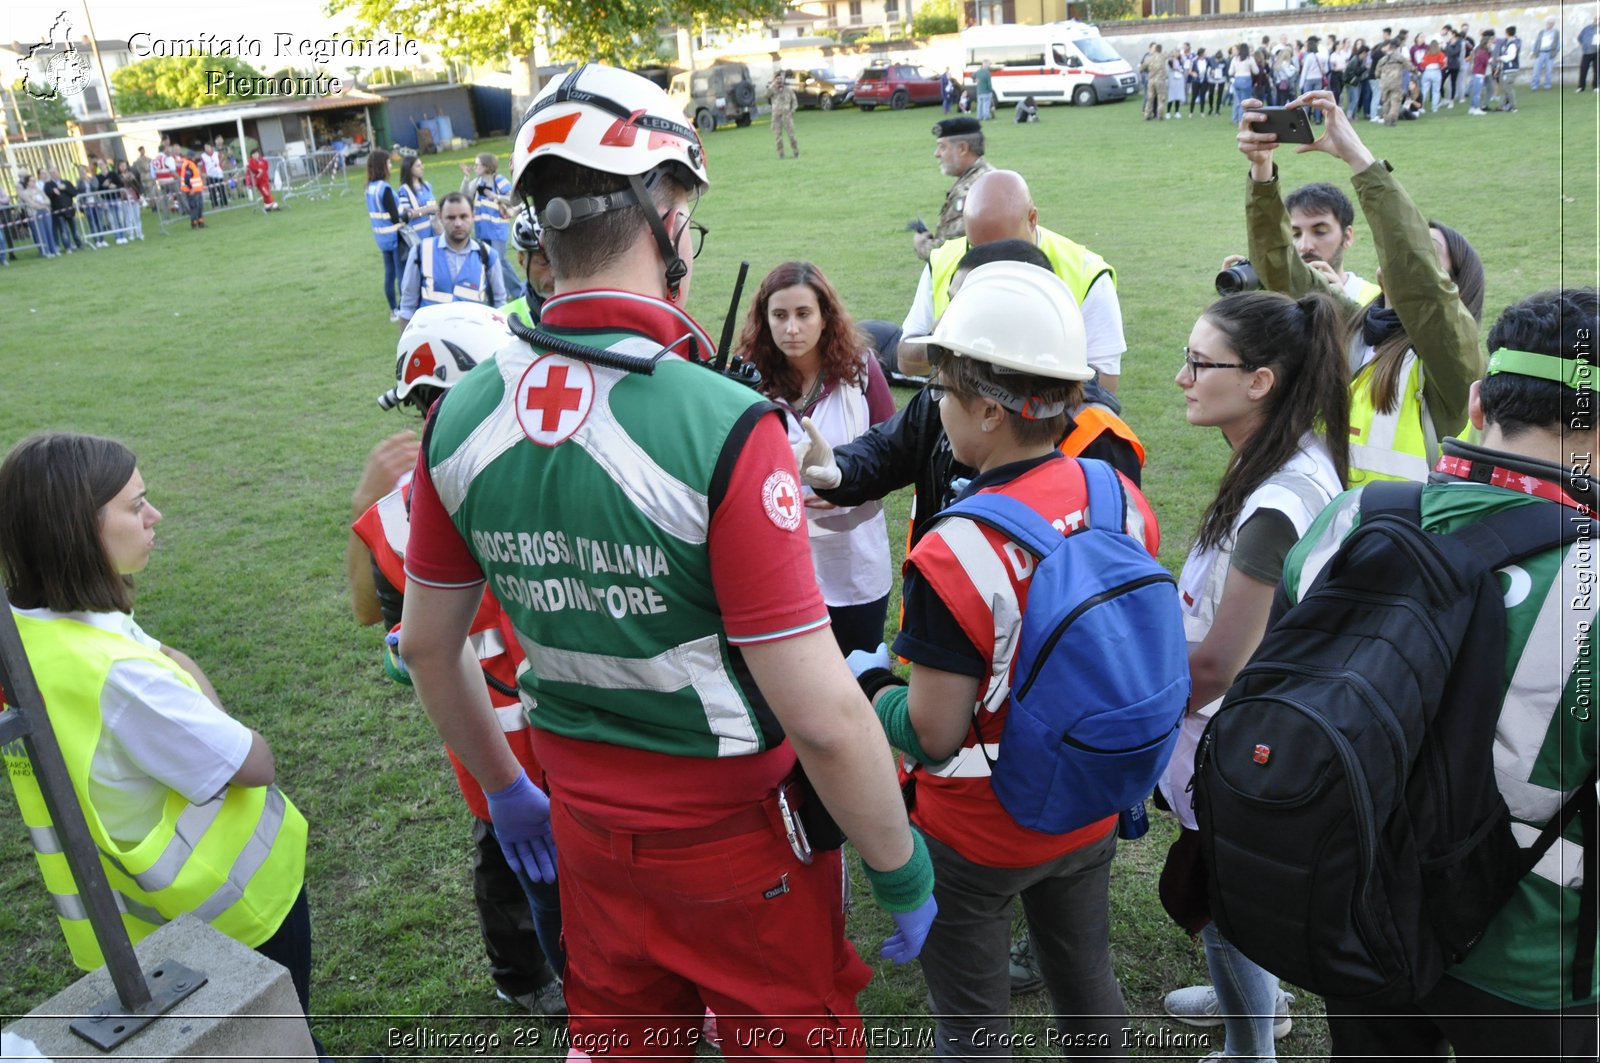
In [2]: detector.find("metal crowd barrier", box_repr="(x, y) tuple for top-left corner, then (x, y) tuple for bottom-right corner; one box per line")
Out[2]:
(72, 188), (145, 246)
(0, 203), (39, 261)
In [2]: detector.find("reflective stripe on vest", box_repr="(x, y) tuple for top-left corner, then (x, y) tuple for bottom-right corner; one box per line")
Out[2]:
(419, 237), (487, 305)
(930, 226), (1114, 319)
(510, 630), (761, 756)
(474, 175), (511, 238)
(1348, 349), (1434, 484)
(367, 180), (400, 248)
(5, 612), (306, 970)
(919, 516), (1021, 780)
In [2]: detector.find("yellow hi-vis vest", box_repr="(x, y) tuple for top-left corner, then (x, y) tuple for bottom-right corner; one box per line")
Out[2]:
(2, 613), (307, 969)
(930, 226), (1115, 318)
(1347, 348), (1435, 485)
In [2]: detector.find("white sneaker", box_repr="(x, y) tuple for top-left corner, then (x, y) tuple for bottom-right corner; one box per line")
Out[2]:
(1162, 984), (1294, 1040)
(389, 309), (401, 323)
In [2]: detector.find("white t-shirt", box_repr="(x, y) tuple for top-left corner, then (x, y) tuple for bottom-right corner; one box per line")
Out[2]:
(1342, 270), (1375, 301)
(18, 607), (251, 843)
(901, 257), (1128, 376)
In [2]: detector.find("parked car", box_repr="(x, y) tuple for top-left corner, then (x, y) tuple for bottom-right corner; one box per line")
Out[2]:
(777, 69), (842, 110)
(852, 63), (944, 111)
(809, 67), (855, 104)
(669, 62), (758, 132)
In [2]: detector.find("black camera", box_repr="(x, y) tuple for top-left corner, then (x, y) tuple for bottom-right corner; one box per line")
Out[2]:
(1215, 260), (1262, 295)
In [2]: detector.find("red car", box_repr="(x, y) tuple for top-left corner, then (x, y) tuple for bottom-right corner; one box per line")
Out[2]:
(852, 63), (945, 111)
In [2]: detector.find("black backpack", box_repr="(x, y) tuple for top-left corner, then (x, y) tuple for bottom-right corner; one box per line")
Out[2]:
(1195, 481), (1596, 1005)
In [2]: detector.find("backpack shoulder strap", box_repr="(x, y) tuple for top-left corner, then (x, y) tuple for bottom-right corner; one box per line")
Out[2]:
(1450, 499), (1591, 573)
(941, 492), (1064, 560)
(1357, 480), (1425, 526)
(1077, 457), (1128, 534)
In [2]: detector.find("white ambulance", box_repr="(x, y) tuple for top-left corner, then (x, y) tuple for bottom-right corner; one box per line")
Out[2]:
(962, 21), (1138, 107)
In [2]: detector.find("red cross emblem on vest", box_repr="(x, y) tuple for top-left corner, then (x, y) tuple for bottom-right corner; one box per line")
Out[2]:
(515, 355), (595, 446)
(762, 470), (803, 531)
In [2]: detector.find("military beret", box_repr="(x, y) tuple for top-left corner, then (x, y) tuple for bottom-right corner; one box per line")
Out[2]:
(933, 116), (981, 138)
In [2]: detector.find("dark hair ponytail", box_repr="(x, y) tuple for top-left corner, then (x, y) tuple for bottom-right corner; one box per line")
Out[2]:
(1194, 291), (1351, 552)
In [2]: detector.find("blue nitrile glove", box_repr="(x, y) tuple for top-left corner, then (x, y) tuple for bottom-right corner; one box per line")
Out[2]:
(882, 893), (938, 964)
(845, 642), (891, 680)
(484, 770), (557, 883)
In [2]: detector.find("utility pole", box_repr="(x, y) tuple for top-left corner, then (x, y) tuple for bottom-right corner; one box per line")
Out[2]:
(80, 0), (119, 121)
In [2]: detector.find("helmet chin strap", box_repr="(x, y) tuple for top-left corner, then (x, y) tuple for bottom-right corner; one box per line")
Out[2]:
(628, 173), (688, 301)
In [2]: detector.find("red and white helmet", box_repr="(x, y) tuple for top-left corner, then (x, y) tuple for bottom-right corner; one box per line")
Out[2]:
(383, 303), (511, 410)
(511, 63), (709, 201)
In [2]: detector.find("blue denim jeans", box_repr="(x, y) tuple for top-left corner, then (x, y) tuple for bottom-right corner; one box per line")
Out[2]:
(1201, 922), (1280, 1061)
(380, 242), (405, 311)
(1232, 76), (1253, 122)
(491, 820), (567, 979)
(1471, 73), (1486, 109)
(1531, 53), (1555, 89)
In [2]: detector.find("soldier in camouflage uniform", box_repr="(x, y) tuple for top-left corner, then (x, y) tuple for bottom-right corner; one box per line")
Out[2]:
(770, 72), (799, 160)
(914, 117), (993, 261)
(1375, 41), (1413, 126)
(1141, 44), (1169, 120)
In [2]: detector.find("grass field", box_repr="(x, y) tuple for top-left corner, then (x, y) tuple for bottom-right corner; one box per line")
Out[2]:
(1, 87), (1596, 1059)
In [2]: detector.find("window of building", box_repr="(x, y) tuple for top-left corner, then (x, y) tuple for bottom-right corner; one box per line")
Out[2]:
(849, 0), (862, 23)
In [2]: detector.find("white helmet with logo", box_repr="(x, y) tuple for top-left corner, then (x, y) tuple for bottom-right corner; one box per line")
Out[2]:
(511, 64), (709, 300)
(380, 303), (510, 411)
(906, 261), (1091, 382)
(511, 63), (708, 200)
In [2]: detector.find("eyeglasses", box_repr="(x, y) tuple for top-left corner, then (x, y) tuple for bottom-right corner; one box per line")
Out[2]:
(1181, 346), (1251, 376)
(672, 212), (709, 259)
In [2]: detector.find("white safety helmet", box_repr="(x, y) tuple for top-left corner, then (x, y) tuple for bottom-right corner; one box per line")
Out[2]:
(381, 303), (511, 410)
(512, 206), (543, 253)
(906, 261), (1092, 383)
(511, 63), (708, 201)
(511, 64), (709, 300)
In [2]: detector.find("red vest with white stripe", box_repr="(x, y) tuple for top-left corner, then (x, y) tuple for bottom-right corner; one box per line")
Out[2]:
(352, 484), (540, 819)
(904, 457), (1160, 867)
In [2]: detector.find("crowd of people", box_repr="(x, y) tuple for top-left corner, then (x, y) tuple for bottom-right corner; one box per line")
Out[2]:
(1143, 12), (1599, 125)
(5, 51), (1596, 1063)
(0, 135), (283, 264)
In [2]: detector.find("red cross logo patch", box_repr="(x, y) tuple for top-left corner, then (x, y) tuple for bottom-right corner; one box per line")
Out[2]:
(515, 355), (595, 447)
(761, 470), (803, 531)
(1253, 744), (1271, 765)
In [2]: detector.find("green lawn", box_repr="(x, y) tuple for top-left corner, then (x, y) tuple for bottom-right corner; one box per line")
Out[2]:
(1, 89), (1595, 1058)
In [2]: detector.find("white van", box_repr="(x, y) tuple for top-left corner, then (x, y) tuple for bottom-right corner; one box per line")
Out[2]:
(962, 21), (1138, 107)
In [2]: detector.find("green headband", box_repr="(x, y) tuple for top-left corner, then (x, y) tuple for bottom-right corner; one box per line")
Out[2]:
(1487, 348), (1597, 390)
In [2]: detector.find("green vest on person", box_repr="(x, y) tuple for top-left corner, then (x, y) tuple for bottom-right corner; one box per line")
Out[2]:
(1285, 485), (1598, 1007)
(930, 226), (1115, 319)
(423, 331), (786, 759)
(3, 613), (307, 970)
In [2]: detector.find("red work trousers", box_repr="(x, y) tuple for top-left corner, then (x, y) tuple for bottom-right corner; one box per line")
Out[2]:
(552, 798), (872, 1059)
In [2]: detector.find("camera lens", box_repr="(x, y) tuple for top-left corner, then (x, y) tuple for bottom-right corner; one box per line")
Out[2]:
(377, 388), (401, 410)
(1215, 261), (1262, 296)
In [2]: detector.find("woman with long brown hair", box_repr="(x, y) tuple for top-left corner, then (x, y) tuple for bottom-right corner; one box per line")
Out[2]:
(1160, 290), (1351, 1056)
(738, 260), (895, 653)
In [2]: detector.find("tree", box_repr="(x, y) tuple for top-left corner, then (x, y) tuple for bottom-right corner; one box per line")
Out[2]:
(326, 0), (786, 72)
(6, 80), (74, 137)
(1080, 0), (1138, 21)
(111, 56), (269, 115)
(911, 0), (958, 36)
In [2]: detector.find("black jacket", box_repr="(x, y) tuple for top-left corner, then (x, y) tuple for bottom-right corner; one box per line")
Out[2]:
(819, 377), (1142, 553)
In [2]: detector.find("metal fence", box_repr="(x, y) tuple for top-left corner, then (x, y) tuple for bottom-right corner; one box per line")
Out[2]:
(73, 188), (145, 246)
(279, 149), (352, 202)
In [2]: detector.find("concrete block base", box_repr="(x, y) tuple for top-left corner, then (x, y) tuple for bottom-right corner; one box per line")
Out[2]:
(2, 914), (316, 1061)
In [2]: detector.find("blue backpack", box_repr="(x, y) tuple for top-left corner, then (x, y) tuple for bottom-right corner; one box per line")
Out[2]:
(934, 459), (1190, 834)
